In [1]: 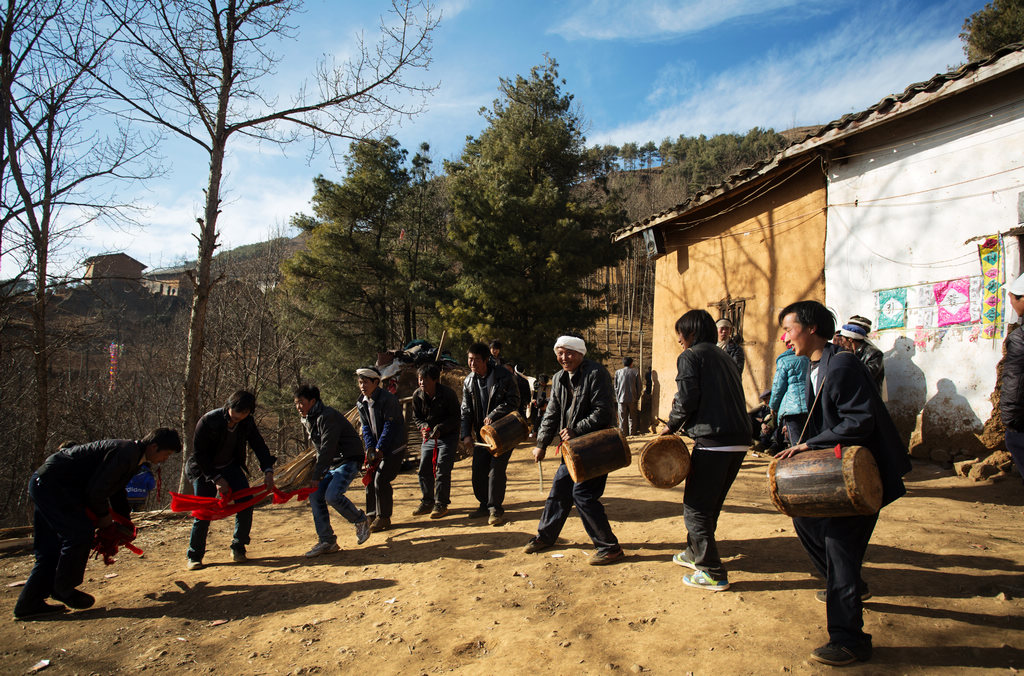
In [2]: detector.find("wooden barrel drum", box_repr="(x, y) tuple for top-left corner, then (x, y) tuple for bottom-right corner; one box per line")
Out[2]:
(479, 411), (529, 457)
(638, 436), (690, 488)
(560, 428), (631, 483)
(767, 446), (882, 518)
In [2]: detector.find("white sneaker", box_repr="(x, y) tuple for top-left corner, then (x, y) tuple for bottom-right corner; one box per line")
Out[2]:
(185, 559), (204, 571)
(304, 541), (340, 558)
(354, 518), (371, 545)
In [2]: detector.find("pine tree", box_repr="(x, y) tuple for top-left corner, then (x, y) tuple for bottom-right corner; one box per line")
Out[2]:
(443, 58), (625, 371)
(961, 0), (1024, 62)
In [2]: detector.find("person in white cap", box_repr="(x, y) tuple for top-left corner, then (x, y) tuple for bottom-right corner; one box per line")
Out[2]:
(1000, 273), (1024, 482)
(716, 318), (745, 373)
(355, 366), (406, 532)
(837, 315), (884, 393)
(524, 335), (624, 565)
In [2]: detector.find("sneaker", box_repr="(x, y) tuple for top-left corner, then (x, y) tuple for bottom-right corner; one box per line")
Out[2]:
(13, 599), (68, 620)
(369, 517), (390, 533)
(682, 570), (730, 591)
(589, 548), (625, 566)
(304, 541), (340, 558)
(672, 551), (697, 571)
(412, 502), (433, 516)
(810, 642), (871, 666)
(51, 588), (95, 609)
(523, 537), (551, 554)
(354, 518), (371, 545)
(430, 505), (449, 519)
(231, 549), (247, 563)
(815, 588), (872, 604)
(468, 507), (488, 519)
(488, 512), (505, 526)
(185, 559), (205, 571)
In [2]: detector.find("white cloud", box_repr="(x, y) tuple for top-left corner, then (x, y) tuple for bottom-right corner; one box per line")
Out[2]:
(592, 3), (969, 144)
(552, 0), (835, 41)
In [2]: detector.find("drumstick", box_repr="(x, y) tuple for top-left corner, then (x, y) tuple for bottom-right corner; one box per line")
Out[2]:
(538, 459), (544, 492)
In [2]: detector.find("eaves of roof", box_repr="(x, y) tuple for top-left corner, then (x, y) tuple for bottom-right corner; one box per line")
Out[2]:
(613, 42), (1024, 242)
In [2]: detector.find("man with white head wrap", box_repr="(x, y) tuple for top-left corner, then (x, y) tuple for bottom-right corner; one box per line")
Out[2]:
(839, 315), (884, 394)
(524, 335), (624, 565)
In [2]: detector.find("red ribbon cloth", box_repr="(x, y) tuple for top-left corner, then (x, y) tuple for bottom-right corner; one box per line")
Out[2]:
(87, 510), (143, 565)
(362, 458), (380, 487)
(170, 483), (316, 521)
(834, 443), (843, 459)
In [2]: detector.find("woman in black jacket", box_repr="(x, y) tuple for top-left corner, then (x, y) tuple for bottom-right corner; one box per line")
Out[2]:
(659, 309), (749, 592)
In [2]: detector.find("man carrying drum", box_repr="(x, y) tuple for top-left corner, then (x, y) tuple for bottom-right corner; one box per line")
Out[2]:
(461, 342), (520, 526)
(524, 335), (624, 565)
(658, 310), (750, 592)
(775, 301), (910, 666)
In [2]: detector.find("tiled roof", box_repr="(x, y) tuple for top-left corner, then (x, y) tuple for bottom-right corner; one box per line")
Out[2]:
(614, 42), (1024, 241)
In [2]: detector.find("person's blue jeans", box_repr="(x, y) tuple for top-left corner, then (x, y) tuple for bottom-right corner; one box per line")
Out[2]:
(17, 473), (96, 608)
(536, 461), (619, 554)
(471, 445), (511, 514)
(793, 513), (878, 650)
(418, 435), (458, 507)
(1005, 428), (1024, 483)
(310, 460), (365, 544)
(187, 463), (251, 562)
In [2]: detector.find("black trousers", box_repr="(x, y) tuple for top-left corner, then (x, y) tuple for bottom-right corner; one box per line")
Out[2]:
(471, 446), (510, 513)
(536, 462), (619, 553)
(365, 451), (402, 520)
(18, 474), (95, 608)
(682, 449), (746, 581)
(793, 513), (878, 649)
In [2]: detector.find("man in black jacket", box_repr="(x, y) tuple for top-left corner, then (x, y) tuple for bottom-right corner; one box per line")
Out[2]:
(461, 342), (520, 525)
(185, 390), (276, 569)
(15, 428), (182, 619)
(411, 363), (461, 519)
(524, 335), (624, 565)
(356, 367), (406, 532)
(777, 300), (911, 666)
(1001, 275), (1024, 481)
(295, 384), (371, 558)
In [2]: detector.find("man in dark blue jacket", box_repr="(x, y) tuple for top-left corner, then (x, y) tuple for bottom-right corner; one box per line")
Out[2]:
(777, 301), (911, 667)
(356, 367), (406, 532)
(15, 428), (181, 619)
(461, 342), (520, 525)
(525, 335), (624, 565)
(185, 390), (276, 569)
(295, 384), (370, 557)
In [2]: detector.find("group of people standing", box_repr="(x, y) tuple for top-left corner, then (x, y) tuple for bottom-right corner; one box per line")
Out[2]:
(14, 301), (914, 670)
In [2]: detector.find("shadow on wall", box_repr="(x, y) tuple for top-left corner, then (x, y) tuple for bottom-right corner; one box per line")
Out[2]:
(883, 336), (927, 446)
(918, 378), (986, 460)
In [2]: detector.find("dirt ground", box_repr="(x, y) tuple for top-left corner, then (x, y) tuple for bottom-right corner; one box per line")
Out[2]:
(2, 435), (1023, 675)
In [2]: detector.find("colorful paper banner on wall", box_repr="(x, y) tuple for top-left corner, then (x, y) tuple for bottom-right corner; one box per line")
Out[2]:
(877, 288), (907, 330)
(933, 278), (971, 326)
(978, 236), (1003, 339)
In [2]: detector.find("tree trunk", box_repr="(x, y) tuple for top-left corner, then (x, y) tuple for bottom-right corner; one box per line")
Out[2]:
(31, 252), (48, 469)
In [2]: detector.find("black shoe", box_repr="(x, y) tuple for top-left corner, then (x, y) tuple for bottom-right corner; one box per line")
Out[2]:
(412, 502), (433, 516)
(468, 507), (488, 519)
(589, 548), (625, 566)
(523, 536), (552, 554)
(810, 642), (871, 666)
(369, 516), (390, 533)
(51, 588), (95, 610)
(815, 587), (872, 604)
(13, 599), (68, 620)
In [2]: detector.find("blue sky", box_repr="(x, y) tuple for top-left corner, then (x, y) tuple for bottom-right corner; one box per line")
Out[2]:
(68, 0), (986, 274)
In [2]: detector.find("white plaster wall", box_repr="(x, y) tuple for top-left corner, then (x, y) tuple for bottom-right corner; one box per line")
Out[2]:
(825, 96), (1024, 447)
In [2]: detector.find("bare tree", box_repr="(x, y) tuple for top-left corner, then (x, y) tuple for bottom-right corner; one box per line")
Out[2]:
(92, 0), (437, 489)
(0, 0), (153, 467)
